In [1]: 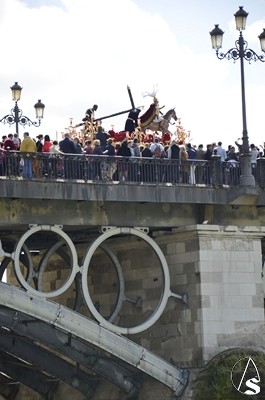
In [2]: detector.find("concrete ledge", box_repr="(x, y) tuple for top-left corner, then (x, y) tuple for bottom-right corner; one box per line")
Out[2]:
(0, 178), (262, 205)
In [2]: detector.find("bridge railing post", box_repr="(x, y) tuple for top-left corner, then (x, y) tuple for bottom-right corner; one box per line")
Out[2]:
(256, 157), (265, 188)
(211, 154), (222, 186)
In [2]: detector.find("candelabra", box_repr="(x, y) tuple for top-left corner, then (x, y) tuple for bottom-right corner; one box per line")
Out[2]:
(210, 7), (265, 186)
(0, 82), (45, 135)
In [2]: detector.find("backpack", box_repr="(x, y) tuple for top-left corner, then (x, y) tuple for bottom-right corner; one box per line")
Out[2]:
(153, 144), (162, 158)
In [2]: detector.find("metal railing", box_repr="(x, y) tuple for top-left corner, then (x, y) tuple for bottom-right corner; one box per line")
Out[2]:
(0, 150), (262, 187)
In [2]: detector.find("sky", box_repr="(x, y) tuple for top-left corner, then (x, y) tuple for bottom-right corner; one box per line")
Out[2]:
(0, 0), (264, 148)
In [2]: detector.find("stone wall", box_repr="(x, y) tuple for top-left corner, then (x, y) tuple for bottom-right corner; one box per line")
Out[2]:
(154, 225), (265, 366)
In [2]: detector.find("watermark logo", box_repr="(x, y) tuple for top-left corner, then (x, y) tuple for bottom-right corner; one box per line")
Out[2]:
(231, 357), (260, 395)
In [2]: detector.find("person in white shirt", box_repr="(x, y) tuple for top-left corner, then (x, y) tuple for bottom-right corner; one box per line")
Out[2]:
(150, 138), (164, 157)
(250, 143), (258, 165)
(250, 143), (258, 178)
(214, 141), (227, 162)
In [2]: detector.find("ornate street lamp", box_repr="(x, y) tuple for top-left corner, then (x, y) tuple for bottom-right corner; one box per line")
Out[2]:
(0, 82), (45, 136)
(210, 7), (265, 187)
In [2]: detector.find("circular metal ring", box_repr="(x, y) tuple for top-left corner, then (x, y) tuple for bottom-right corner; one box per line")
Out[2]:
(14, 225), (79, 298)
(81, 227), (171, 335)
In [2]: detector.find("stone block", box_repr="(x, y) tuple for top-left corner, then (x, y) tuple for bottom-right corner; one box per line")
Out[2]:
(199, 282), (226, 295)
(125, 279), (144, 291)
(200, 271), (223, 283)
(222, 271), (261, 283)
(173, 273), (187, 285)
(229, 251), (250, 262)
(42, 270), (59, 282)
(254, 260), (263, 272)
(239, 282), (258, 295)
(252, 294), (264, 308)
(41, 281), (51, 291)
(176, 251), (199, 264)
(225, 307), (264, 322)
(235, 261), (255, 272)
(201, 333), (218, 348)
(176, 241), (186, 253)
(222, 283), (240, 295)
(203, 320), (235, 335)
(235, 238), (254, 251)
(166, 242), (177, 254)
(185, 238), (199, 252)
(229, 295), (253, 308)
(181, 334), (200, 349)
(179, 308), (192, 323)
(209, 294), (253, 309)
(55, 279), (65, 289)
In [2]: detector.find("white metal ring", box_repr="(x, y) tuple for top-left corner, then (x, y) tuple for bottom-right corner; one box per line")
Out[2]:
(81, 227), (171, 334)
(14, 225), (79, 298)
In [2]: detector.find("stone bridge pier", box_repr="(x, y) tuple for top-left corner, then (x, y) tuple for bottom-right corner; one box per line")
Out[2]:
(0, 180), (265, 399)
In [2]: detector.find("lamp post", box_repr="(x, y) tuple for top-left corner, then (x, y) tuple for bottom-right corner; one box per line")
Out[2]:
(0, 82), (45, 136)
(210, 7), (265, 187)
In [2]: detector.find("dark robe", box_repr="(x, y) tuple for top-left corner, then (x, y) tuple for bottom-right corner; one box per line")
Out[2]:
(124, 109), (141, 132)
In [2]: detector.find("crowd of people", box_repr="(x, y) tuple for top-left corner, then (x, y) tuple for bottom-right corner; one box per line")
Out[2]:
(0, 129), (263, 184)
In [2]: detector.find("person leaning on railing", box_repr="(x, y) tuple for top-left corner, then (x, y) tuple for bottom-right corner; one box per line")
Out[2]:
(2, 134), (19, 176)
(225, 146), (239, 186)
(59, 133), (77, 179)
(179, 145), (189, 184)
(116, 139), (132, 182)
(49, 140), (60, 178)
(19, 132), (37, 179)
(103, 138), (116, 181)
(34, 134), (44, 178)
(92, 139), (103, 180)
(167, 140), (180, 183)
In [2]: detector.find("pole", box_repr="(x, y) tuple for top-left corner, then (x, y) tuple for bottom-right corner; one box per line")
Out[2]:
(94, 108), (136, 122)
(127, 85), (135, 109)
(238, 32), (255, 186)
(14, 101), (19, 135)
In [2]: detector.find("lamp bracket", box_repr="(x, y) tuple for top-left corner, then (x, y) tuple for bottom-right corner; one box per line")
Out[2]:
(0, 106), (41, 128)
(216, 37), (265, 63)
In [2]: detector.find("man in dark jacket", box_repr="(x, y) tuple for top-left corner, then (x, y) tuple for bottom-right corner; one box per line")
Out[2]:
(96, 126), (110, 151)
(59, 133), (76, 179)
(59, 133), (76, 154)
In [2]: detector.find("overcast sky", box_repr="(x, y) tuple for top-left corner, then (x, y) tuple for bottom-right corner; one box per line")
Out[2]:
(0, 0), (264, 148)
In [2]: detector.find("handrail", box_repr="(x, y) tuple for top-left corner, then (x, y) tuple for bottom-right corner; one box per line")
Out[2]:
(0, 150), (261, 187)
